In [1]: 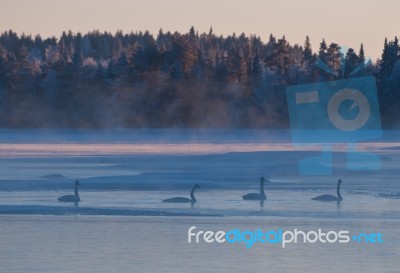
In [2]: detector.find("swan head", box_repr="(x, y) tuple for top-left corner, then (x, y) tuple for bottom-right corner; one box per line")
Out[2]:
(338, 179), (343, 184)
(75, 180), (80, 186)
(260, 176), (266, 184)
(194, 184), (200, 189)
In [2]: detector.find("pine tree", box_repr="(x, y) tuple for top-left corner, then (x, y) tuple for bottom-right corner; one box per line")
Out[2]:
(265, 34), (276, 57)
(379, 37), (399, 80)
(394, 36), (399, 55)
(114, 50), (129, 83)
(318, 39), (327, 62)
(15, 45), (32, 78)
(72, 33), (83, 70)
(303, 36), (313, 65)
(250, 52), (262, 79)
(181, 27), (199, 76)
(265, 36), (292, 77)
(358, 43), (365, 63)
(326, 43), (342, 74)
(378, 37), (400, 128)
(344, 48), (359, 77)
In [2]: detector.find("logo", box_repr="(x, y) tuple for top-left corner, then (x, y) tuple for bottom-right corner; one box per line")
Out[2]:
(327, 88), (370, 131)
(188, 226), (383, 249)
(286, 76), (382, 175)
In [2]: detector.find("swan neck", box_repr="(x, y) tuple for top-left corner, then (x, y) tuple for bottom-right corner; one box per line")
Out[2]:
(75, 184), (79, 197)
(337, 182), (342, 201)
(190, 186), (196, 202)
(260, 182), (266, 197)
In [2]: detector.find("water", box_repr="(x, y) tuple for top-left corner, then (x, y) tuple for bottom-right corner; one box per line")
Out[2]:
(0, 129), (399, 272)
(0, 216), (398, 273)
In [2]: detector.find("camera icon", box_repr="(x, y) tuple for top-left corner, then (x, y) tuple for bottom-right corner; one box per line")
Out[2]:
(286, 76), (382, 175)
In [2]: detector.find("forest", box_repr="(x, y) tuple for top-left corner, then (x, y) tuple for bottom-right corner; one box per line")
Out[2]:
(0, 27), (399, 128)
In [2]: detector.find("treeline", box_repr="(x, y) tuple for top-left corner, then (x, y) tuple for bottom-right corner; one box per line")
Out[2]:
(0, 27), (399, 128)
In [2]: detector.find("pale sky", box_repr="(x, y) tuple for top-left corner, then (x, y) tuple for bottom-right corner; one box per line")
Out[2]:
(0, 0), (399, 60)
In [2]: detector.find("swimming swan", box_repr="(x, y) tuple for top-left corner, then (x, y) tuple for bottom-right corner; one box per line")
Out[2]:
(312, 179), (343, 201)
(162, 184), (200, 203)
(58, 180), (81, 202)
(242, 177), (267, 201)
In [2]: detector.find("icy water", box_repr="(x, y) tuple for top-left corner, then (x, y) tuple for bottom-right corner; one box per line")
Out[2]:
(0, 129), (399, 273)
(0, 216), (398, 273)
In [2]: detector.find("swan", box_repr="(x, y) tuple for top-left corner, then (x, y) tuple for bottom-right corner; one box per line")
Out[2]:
(162, 184), (200, 203)
(242, 177), (267, 201)
(58, 180), (81, 202)
(312, 179), (343, 201)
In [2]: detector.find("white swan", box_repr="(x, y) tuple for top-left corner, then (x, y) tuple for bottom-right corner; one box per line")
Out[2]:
(162, 184), (200, 203)
(312, 179), (343, 201)
(242, 177), (267, 201)
(58, 180), (81, 203)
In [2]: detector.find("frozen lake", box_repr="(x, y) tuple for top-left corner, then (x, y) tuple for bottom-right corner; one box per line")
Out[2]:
(0, 129), (399, 272)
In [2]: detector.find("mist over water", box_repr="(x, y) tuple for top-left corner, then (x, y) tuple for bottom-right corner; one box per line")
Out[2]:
(0, 129), (399, 203)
